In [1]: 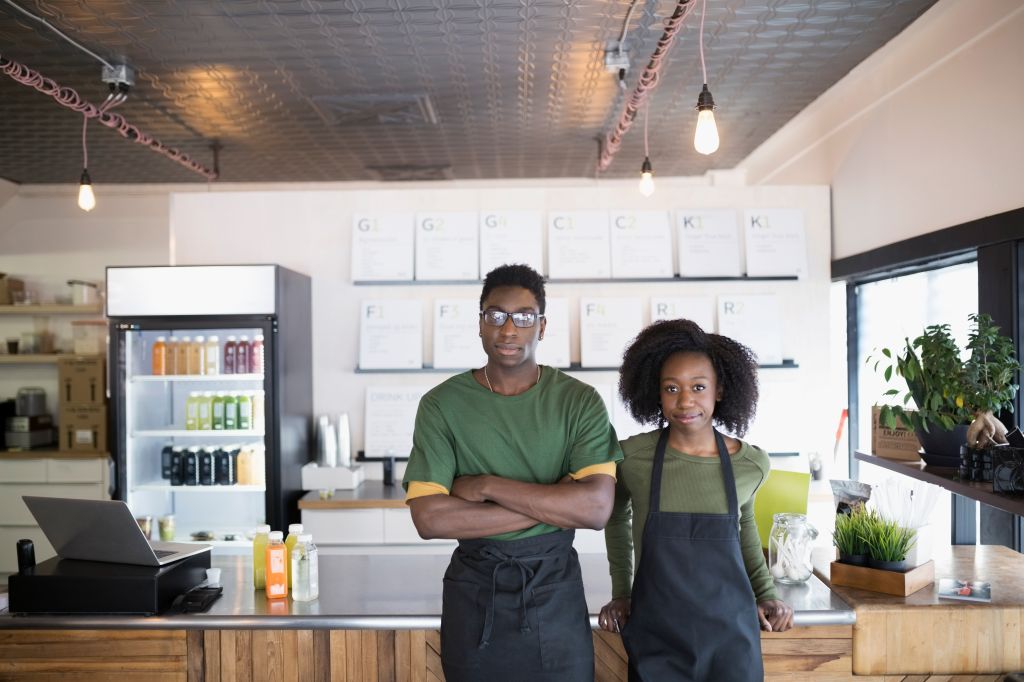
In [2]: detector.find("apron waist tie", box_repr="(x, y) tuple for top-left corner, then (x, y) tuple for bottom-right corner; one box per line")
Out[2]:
(477, 547), (542, 648)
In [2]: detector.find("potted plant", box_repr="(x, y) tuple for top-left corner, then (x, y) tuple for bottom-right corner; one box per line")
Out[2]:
(863, 515), (917, 572)
(833, 507), (871, 566)
(871, 313), (1020, 458)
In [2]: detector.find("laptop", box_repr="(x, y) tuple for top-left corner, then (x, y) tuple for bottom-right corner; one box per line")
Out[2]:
(23, 496), (212, 567)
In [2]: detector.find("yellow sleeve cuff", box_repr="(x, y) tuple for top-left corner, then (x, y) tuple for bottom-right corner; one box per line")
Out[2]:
(405, 481), (450, 503)
(570, 461), (618, 481)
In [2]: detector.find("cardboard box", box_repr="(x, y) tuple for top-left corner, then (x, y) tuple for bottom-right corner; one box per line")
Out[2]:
(58, 356), (106, 405)
(871, 406), (921, 461)
(59, 404), (107, 452)
(0, 273), (25, 305)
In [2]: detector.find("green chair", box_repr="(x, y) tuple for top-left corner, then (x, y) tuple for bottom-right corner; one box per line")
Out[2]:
(753, 469), (811, 548)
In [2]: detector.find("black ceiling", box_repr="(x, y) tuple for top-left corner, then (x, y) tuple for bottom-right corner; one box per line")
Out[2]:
(0, 0), (938, 185)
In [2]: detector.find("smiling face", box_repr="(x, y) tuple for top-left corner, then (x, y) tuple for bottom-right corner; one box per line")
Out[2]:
(479, 285), (546, 369)
(660, 351), (722, 436)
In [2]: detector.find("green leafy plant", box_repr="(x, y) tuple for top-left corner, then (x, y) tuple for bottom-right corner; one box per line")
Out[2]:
(833, 507), (871, 556)
(863, 516), (917, 563)
(870, 313), (1020, 432)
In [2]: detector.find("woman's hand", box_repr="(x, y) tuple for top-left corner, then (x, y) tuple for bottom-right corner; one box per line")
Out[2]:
(967, 411), (1008, 448)
(757, 599), (793, 632)
(598, 597), (631, 633)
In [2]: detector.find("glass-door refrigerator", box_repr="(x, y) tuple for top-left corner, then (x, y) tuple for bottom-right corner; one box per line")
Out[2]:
(106, 265), (312, 548)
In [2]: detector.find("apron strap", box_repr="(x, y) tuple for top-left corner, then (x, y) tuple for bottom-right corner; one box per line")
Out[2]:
(477, 547), (559, 648)
(650, 428), (738, 517)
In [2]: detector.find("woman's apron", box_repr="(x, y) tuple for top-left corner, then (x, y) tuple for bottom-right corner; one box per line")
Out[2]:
(621, 429), (763, 681)
(441, 528), (594, 681)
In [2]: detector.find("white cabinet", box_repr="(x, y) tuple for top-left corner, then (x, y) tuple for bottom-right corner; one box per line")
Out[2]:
(0, 455), (111, 572)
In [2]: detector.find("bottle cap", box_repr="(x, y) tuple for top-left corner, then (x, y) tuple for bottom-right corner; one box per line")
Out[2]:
(169, 336), (178, 341)
(156, 336), (166, 342)
(288, 524), (304, 534)
(297, 534), (312, 543)
(209, 335), (219, 342)
(268, 530), (283, 541)
(240, 335), (249, 341)
(255, 524), (271, 534)
(227, 335), (237, 341)
(255, 334), (264, 341)
(195, 335), (205, 342)
(182, 336), (191, 341)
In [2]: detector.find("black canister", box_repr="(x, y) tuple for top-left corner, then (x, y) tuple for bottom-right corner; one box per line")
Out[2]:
(16, 538), (35, 572)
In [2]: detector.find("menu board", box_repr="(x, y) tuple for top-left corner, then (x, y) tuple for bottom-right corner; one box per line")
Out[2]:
(650, 296), (716, 332)
(548, 211), (611, 279)
(479, 210), (544, 275)
(744, 209), (807, 277)
(609, 210), (674, 278)
(350, 213), (415, 281)
(534, 297), (570, 368)
(433, 299), (487, 369)
(358, 300), (423, 370)
(579, 297), (643, 368)
(414, 212), (479, 281)
(676, 209), (743, 277)
(716, 294), (783, 365)
(364, 386), (429, 458)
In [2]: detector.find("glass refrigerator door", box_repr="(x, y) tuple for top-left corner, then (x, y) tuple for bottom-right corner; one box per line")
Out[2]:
(124, 327), (267, 547)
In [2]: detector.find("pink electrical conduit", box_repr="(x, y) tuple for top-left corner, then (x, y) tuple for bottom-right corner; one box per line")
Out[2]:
(1, 55), (219, 180)
(598, 0), (697, 173)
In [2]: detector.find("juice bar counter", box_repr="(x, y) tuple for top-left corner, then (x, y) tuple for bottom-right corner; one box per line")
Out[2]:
(1, 553), (853, 681)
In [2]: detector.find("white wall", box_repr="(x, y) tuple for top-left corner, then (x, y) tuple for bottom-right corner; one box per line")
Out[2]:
(737, 0), (1024, 259)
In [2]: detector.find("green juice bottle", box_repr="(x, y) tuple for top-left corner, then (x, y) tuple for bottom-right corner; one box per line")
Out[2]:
(238, 393), (252, 430)
(198, 391), (214, 431)
(211, 392), (226, 430)
(224, 392), (238, 430)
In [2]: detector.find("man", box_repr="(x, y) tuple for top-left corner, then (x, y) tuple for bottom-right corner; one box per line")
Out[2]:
(403, 263), (622, 682)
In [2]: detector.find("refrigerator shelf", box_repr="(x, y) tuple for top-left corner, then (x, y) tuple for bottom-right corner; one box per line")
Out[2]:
(133, 482), (266, 493)
(130, 373), (265, 383)
(132, 429), (265, 438)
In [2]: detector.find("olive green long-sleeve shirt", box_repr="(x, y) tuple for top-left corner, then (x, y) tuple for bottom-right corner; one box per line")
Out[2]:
(604, 429), (780, 603)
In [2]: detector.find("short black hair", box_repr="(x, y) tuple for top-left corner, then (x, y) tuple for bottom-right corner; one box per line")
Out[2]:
(480, 264), (546, 314)
(618, 319), (759, 437)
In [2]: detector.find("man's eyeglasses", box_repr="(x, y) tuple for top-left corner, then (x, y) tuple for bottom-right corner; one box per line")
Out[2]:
(480, 309), (543, 328)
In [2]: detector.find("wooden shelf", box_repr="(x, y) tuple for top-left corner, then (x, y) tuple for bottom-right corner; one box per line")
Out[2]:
(356, 360), (799, 373)
(0, 353), (102, 365)
(0, 450), (109, 460)
(0, 304), (103, 315)
(354, 275), (800, 286)
(855, 450), (1024, 517)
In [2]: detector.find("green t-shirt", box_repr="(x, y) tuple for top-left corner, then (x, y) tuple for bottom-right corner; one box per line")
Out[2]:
(605, 429), (779, 603)
(402, 366), (623, 541)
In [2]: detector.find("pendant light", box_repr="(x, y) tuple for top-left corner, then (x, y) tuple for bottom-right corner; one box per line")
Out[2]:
(78, 114), (95, 211)
(638, 100), (655, 197)
(693, 0), (720, 155)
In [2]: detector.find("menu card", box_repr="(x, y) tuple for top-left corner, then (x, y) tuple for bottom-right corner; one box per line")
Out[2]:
(579, 298), (643, 368)
(744, 209), (807, 277)
(479, 210), (544, 275)
(534, 297), (570, 368)
(433, 299), (487, 369)
(364, 386), (429, 458)
(350, 213), (415, 281)
(415, 212), (479, 281)
(358, 300), (423, 370)
(650, 296), (716, 332)
(676, 209), (743, 277)
(548, 211), (611, 279)
(716, 294), (783, 365)
(609, 210), (674, 278)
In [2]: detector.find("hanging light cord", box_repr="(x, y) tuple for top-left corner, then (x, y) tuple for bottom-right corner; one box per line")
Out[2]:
(644, 96), (650, 158)
(82, 91), (126, 169)
(617, 0), (640, 56)
(598, 0), (698, 172)
(1, 0), (113, 69)
(699, 0), (708, 84)
(2, 55), (218, 180)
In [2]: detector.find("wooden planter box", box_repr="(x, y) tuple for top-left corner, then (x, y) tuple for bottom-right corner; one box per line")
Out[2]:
(829, 559), (934, 596)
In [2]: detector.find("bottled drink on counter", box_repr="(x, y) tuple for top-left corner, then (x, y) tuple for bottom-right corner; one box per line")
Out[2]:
(238, 393), (252, 430)
(237, 336), (251, 375)
(204, 335), (220, 375)
(252, 390), (265, 431)
(251, 334), (265, 374)
(224, 392), (238, 430)
(211, 392), (226, 430)
(166, 336), (179, 375)
(253, 524), (271, 589)
(265, 531), (288, 599)
(197, 392), (214, 431)
(190, 336), (206, 375)
(176, 337), (191, 376)
(290, 534), (319, 602)
(224, 336), (238, 374)
(151, 337), (167, 375)
(185, 392), (200, 430)
(285, 523), (303, 588)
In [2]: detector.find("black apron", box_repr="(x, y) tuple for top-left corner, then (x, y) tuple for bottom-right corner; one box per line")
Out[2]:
(441, 529), (594, 682)
(621, 429), (763, 682)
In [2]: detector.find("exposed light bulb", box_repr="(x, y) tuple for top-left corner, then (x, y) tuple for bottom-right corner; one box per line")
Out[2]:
(78, 169), (95, 212)
(638, 157), (655, 197)
(694, 84), (720, 155)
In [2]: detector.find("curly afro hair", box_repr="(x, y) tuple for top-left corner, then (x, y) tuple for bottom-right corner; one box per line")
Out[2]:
(480, 264), (546, 314)
(618, 319), (759, 437)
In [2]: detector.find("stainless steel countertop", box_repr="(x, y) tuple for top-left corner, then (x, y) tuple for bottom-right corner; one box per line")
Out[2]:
(1, 553), (854, 630)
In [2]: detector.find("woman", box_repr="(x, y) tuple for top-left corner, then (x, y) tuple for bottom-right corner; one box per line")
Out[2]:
(599, 319), (793, 681)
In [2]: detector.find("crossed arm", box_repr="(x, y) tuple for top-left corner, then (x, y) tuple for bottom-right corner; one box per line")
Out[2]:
(408, 473), (616, 540)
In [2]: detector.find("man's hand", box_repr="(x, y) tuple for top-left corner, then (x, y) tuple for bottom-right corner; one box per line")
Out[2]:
(451, 475), (491, 503)
(757, 599), (794, 632)
(967, 411), (1008, 448)
(598, 597), (631, 633)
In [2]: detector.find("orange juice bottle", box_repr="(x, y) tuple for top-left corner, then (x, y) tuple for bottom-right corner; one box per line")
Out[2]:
(151, 337), (167, 375)
(166, 336), (179, 375)
(265, 531), (288, 599)
(177, 336), (191, 375)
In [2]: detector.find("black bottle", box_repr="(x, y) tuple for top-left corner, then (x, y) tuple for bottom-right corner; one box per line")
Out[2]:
(160, 445), (174, 480)
(198, 449), (213, 485)
(169, 448), (184, 486)
(183, 449), (199, 486)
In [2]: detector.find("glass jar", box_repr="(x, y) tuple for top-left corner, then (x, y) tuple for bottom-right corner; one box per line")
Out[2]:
(768, 512), (818, 584)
